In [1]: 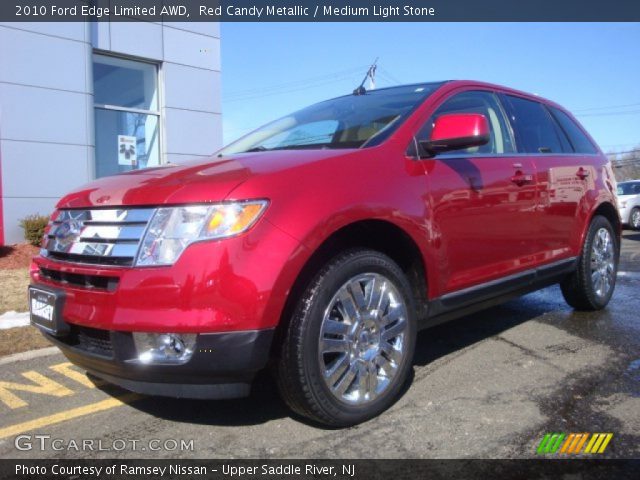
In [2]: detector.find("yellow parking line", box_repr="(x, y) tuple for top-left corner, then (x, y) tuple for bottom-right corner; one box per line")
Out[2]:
(0, 393), (141, 440)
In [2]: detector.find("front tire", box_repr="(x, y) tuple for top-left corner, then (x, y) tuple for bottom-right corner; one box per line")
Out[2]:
(630, 207), (640, 231)
(560, 215), (618, 311)
(276, 249), (417, 427)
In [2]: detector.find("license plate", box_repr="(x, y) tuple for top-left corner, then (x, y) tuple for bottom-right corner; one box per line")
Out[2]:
(29, 286), (68, 336)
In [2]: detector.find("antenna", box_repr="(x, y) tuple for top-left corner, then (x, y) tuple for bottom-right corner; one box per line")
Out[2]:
(353, 58), (378, 96)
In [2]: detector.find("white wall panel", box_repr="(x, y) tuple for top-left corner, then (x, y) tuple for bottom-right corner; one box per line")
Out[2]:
(0, 83), (89, 145)
(163, 63), (221, 113)
(163, 22), (220, 38)
(0, 26), (88, 92)
(1, 140), (91, 198)
(0, 22), (86, 42)
(163, 27), (220, 70)
(164, 108), (221, 155)
(109, 21), (163, 60)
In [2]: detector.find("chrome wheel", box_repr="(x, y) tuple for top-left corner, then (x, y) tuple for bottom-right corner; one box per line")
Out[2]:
(632, 209), (640, 230)
(318, 273), (409, 405)
(590, 227), (615, 300)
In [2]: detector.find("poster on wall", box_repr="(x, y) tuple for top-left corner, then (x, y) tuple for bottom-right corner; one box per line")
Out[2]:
(118, 135), (137, 166)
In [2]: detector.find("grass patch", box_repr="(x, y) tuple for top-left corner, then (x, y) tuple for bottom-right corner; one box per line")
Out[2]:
(0, 326), (52, 357)
(0, 268), (29, 315)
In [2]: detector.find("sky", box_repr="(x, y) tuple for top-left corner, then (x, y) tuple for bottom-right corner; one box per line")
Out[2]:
(219, 22), (640, 154)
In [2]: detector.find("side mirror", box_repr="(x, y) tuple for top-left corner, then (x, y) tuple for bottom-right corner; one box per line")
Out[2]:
(420, 113), (490, 155)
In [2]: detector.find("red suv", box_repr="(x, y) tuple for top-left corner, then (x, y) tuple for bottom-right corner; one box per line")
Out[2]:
(29, 81), (620, 426)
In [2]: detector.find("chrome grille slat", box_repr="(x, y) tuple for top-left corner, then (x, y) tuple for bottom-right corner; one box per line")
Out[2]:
(45, 208), (154, 267)
(56, 208), (154, 223)
(77, 238), (140, 244)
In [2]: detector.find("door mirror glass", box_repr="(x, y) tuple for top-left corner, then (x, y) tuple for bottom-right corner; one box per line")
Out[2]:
(420, 113), (490, 155)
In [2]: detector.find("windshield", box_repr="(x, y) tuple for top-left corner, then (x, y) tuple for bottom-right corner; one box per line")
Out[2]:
(617, 182), (640, 195)
(219, 83), (443, 155)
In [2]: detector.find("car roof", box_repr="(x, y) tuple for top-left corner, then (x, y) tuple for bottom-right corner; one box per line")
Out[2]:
(328, 80), (564, 110)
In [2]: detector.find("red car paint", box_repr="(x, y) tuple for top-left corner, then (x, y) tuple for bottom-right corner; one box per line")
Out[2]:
(430, 113), (489, 143)
(31, 80), (617, 336)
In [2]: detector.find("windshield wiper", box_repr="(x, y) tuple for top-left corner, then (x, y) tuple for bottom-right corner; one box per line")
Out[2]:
(242, 146), (269, 153)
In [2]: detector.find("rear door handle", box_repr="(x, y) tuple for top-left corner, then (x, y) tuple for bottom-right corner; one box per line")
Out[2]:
(576, 167), (590, 180)
(510, 171), (534, 186)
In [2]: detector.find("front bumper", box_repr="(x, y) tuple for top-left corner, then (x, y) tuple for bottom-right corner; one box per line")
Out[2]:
(30, 217), (302, 333)
(42, 326), (274, 399)
(618, 205), (631, 224)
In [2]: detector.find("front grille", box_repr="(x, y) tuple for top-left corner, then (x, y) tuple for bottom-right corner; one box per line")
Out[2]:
(44, 208), (154, 267)
(52, 326), (115, 358)
(39, 267), (119, 291)
(77, 327), (113, 357)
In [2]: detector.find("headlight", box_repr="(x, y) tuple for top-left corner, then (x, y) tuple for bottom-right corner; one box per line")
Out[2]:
(136, 201), (268, 266)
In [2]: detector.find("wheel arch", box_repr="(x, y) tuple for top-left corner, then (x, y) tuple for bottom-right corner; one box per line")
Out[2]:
(270, 219), (429, 357)
(591, 201), (621, 242)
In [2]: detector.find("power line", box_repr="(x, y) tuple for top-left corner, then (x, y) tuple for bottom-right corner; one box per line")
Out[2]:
(224, 76), (361, 104)
(378, 67), (403, 85)
(601, 142), (640, 148)
(609, 149), (640, 155)
(377, 70), (401, 87)
(572, 102), (640, 113)
(224, 66), (368, 101)
(577, 110), (640, 118)
(608, 151), (640, 165)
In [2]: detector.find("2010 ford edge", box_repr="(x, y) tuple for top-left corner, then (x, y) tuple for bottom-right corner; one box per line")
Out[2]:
(29, 81), (620, 426)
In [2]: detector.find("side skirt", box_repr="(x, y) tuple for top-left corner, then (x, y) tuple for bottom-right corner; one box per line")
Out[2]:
(420, 257), (577, 330)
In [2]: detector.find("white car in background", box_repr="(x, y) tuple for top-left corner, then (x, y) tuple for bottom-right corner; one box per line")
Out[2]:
(617, 180), (640, 230)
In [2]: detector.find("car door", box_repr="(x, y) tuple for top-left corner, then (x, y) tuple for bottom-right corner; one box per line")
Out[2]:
(414, 90), (539, 296)
(502, 95), (599, 263)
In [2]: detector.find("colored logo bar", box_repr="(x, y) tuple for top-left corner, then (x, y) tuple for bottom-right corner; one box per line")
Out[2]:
(537, 433), (613, 455)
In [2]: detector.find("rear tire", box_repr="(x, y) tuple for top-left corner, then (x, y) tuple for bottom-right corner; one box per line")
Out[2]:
(560, 215), (618, 311)
(276, 249), (417, 427)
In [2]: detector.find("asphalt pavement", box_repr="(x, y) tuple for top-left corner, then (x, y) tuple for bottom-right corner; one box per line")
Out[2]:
(0, 231), (638, 459)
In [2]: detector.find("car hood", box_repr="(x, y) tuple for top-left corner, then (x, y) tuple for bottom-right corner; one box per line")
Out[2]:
(56, 149), (357, 209)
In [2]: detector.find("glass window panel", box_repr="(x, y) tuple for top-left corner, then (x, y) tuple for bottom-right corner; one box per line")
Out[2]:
(414, 91), (514, 156)
(505, 95), (565, 154)
(549, 106), (598, 154)
(260, 120), (339, 149)
(94, 109), (160, 178)
(93, 55), (158, 111)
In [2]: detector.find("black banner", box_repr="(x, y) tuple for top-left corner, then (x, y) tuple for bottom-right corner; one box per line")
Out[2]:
(1, 0), (640, 22)
(1, 459), (640, 480)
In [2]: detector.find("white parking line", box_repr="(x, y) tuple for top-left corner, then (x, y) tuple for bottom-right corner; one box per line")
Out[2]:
(617, 271), (640, 280)
(0, 347), (59, 366)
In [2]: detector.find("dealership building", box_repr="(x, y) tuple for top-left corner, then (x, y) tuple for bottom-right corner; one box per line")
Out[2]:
(0, 21), (222, 244)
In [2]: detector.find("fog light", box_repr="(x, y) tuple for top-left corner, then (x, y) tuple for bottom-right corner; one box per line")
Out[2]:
(133, 333), (197, 364)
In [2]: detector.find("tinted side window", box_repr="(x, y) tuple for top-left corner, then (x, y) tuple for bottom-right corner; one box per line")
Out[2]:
(549, 107), (598, 154)
(414, 91), (515, 156)
(505, 95), (566, 154)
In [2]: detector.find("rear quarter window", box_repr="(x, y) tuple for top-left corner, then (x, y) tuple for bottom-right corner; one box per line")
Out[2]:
(504, 95), (569, 154)
(548, 106), (598, 154)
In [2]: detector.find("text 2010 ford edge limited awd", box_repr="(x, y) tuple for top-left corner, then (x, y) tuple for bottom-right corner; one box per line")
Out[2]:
(30, 81), (620, 426)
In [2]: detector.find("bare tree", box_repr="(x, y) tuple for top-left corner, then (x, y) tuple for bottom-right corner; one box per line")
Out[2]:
(608, 145), (640, 181)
